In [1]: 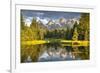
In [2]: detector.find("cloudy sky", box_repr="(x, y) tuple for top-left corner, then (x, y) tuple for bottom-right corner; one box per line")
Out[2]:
(21, 9), (81, 27)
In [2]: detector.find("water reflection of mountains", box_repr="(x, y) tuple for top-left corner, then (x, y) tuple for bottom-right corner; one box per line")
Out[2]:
(23, 43), (89, 63)
(38, 46), (82, 62)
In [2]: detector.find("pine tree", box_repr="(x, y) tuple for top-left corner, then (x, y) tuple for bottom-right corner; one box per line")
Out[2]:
(21, 14), (25, 29)
(72, 27), (79, 57)
(78, 13), (89, 40)
(72, 27), (78, 41)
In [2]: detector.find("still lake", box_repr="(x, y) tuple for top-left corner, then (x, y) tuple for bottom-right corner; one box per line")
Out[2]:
(21, 42), (89, 63)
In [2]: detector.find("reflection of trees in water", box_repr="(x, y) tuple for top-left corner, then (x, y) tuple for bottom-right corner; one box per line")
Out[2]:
(47, 46), (89, 60)
(21, 44), (89, 63)
(65, 46), (89, 60)
(21, 45), (46, 63)
(78, 46), (89, 59)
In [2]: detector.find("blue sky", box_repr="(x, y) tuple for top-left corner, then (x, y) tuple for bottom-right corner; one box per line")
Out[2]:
(21, 10), (81, 26)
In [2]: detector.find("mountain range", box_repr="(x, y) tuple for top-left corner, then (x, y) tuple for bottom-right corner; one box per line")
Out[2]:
(39, 18), (79, 30)
(25, 17), (80, 30)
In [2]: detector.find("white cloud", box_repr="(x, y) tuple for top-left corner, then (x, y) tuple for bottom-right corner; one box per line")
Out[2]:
(24, 16), (49, 27)
(24, 16), (51, 27)
(25, 17), (33, 27)
(41, 19), (49, 25)
(36, 17), (41, 22)
(36, 17), (49, 25)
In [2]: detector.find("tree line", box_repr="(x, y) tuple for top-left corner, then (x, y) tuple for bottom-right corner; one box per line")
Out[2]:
(21, 13), (89, 42)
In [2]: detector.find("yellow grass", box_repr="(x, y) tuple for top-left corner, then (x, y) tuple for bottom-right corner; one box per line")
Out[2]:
(21, 40), (48, 45)
(21, 40), (89, 46)
(61, 40), (89, 46)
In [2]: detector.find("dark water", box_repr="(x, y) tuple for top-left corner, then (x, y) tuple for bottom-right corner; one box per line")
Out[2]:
(21, 43), (89, 63)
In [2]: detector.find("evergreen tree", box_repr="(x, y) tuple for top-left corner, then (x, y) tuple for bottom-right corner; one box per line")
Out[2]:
(78, 13), (89, 40)
(72, 27), (78, 41)
(21, 14), (25, 29)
